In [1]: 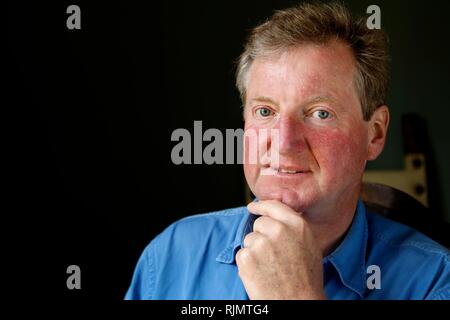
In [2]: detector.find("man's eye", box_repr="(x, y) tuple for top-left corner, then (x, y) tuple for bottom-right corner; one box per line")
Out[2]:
(311, 110), (332, 120)
(256, 107), (273, 117)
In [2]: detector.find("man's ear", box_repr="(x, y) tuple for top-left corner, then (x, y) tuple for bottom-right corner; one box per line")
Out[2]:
(367, 105), (390, 160)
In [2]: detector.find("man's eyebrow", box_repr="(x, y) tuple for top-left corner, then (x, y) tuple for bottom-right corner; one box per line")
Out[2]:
(249, 95), (337, 107)
(304, 95), (337, 105)
(249, 96), (279, 106)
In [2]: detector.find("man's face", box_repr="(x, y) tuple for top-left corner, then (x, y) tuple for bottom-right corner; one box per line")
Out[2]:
(243, 41), (371, 214)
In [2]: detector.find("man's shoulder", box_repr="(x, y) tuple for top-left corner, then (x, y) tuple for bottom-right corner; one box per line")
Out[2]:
(366, 210), (449, 258)
(177, 206), (248, 223)
(366, 211), (449, 284)
(365, 211), (450, 299)
(168, 205), (247, 232)
(152, 206), (247, 248)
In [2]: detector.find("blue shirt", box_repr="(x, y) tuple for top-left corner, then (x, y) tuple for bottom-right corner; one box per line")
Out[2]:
(125, 200), (450, 299)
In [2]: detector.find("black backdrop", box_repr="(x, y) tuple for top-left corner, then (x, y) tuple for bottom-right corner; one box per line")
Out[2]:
(6, 0), (450, 300)
(7, 0), (273, 299)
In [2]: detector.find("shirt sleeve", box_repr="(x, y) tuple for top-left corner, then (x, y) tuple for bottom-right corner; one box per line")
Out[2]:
(124, 242), (156, 300)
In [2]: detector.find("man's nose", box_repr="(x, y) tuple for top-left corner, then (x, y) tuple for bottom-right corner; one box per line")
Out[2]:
(274, 116), (306, 155)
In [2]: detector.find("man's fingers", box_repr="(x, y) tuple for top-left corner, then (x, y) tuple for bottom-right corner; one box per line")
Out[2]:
(243, 231), (265, 248)
(235, 247), (254, 269)
(252, 216), (284, 238)
(247, 200), (302, 226)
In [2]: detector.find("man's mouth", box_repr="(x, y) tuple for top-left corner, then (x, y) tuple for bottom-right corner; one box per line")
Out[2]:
(260, 166), (309, 176)
(277, 168), (303, 174)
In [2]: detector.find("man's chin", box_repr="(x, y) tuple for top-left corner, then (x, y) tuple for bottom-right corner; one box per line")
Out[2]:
(256, 188), (312, 214)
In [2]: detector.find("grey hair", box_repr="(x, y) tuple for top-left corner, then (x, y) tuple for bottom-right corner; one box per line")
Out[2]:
(236, 1), (389, 120)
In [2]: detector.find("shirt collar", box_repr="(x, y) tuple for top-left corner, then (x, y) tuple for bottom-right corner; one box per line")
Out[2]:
(215, 206), (256, 264)
(215, 199), (369, 298)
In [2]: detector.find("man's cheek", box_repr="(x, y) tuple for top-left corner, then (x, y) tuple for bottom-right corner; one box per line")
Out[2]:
(243, 135), (261, 166)
(309, 132), (362, 175)
(243, 125), (272, 166)
(244, 163), (258, 179)
(244, 163), (261, 196)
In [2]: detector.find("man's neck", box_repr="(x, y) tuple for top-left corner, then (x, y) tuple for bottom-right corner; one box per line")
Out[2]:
(314, 216), (355, 257)
(304, 191), (360, 257)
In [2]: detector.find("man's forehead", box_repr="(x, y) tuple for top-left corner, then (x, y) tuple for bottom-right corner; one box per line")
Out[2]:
(246, 43), (358, 106)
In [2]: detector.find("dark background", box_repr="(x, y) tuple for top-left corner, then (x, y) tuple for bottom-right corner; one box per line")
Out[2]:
(6, 0), (450, 300)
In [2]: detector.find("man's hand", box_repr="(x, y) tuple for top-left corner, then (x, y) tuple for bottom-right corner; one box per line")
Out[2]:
(235, 200), (326, 300)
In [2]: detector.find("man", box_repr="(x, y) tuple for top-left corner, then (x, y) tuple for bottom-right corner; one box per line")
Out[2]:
(125, 2), (450, 299)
